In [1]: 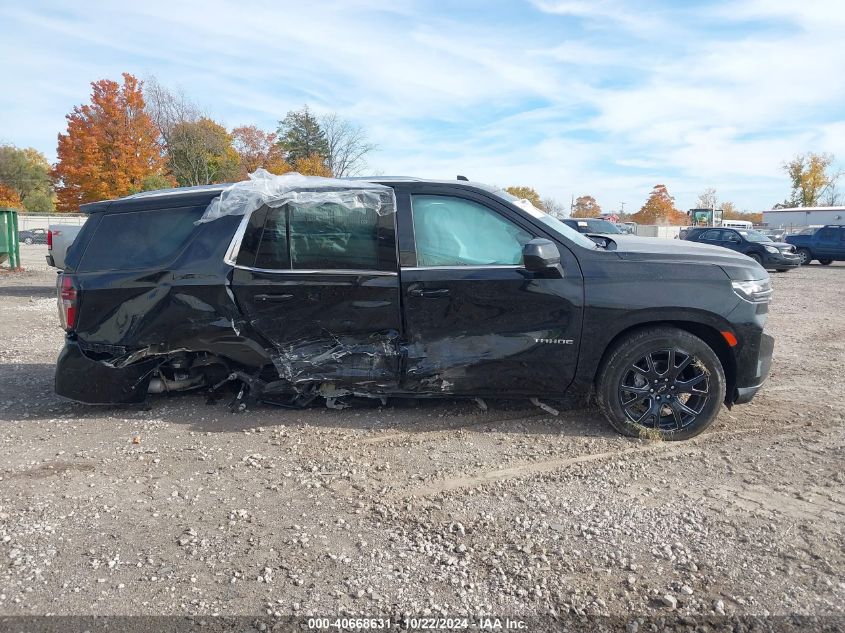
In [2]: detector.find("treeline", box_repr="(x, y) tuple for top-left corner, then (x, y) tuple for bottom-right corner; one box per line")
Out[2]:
(1, 73), (376, 213)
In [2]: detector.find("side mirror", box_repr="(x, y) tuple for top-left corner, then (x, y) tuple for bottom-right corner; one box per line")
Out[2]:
(523, 238), (560, 271)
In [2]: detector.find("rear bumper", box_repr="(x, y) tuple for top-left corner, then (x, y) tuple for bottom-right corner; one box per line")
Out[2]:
(731, 332), (774, 404)
(55, 340), (157, 405)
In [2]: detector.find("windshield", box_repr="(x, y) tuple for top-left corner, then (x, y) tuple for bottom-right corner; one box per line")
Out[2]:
(491, 189), (598, 249)
(738, 229), (771, 243)
(582, 219), (622, 234)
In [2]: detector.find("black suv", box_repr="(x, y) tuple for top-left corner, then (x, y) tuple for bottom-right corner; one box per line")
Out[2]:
(55, 177), (774, 440)
(684, 227), (800, 271)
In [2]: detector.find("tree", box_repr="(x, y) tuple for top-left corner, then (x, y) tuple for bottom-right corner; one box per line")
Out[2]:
(541, 196), (567, 218)
(783, 152), (840, 207)
(231, 125), (291, 179)
(0, 145), (54, 211)
(0, 184), (24, 209)
(696, 187), (718, 210)
(139, 173), (175, 192)
(293, 153), (332, 177)
(572, 195), (602, 218)
(631, 184), (687, 225)
(168, 118), (240, 186)
(277, 106), (329, 168)
(505, 186), (544, 210)
(143, 76), (202, 153)
(320, 113), (376, 177)
(53, 73), (164, 211)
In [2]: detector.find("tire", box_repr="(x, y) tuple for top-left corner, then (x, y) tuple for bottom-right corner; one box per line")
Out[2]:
(24, 237), (33, 245)
(596, 327), (726, 441)
(796, 249), (812, 265)
(819, 259), (833, 266)
(775, 269), (790, 273)
(748, 253), (762, 265)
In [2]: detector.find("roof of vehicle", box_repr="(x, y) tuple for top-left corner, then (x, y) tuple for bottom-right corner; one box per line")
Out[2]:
(78, 177), (507, 215)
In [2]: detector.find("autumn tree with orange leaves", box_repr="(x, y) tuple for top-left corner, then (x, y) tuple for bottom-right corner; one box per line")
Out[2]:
(53, 73), (164, 211)
(231, 126), (291, 179)
(631, 184), (687, 225)
(0, 184), (24, 209)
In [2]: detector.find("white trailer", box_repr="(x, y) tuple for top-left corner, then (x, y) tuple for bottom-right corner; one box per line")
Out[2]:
(762, 207), (845, 229)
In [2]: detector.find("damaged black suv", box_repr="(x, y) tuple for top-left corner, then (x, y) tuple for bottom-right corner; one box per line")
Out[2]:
(55, 173), (774, 440)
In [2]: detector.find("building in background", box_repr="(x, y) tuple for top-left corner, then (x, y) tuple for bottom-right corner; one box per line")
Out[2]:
(763, 207), (845, 229)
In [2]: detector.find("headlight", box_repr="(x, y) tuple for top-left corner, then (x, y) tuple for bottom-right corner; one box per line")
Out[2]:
(732, 278), (773, 303)
(764, 245), (779, 254)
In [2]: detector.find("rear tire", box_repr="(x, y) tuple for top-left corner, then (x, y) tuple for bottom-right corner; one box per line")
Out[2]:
(597, 327), (726, 441)
(24, 237), (33, 245)
(819, 259), (833, 266)
(775, 269), (790, 273)
(796, 249), (812, 265)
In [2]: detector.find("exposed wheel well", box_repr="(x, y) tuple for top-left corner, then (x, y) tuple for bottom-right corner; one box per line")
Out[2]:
(594, 321), (736, 406)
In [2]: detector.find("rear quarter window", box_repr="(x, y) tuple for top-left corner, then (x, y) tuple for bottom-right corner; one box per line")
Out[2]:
(78, 206), (203, 272)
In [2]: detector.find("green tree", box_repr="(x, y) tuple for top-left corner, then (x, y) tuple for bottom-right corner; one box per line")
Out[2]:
(0, 145), (54, 211)
(783, 152), (840, 207)
(276, 106), (329, 168)
(505, 186), (544, 210)
(168, 118), (240, 186)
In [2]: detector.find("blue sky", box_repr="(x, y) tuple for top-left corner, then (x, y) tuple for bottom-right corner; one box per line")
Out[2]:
(1, 0), (843, 212)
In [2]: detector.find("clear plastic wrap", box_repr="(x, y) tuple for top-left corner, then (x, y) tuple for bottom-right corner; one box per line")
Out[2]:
(198, 168), (394, 223)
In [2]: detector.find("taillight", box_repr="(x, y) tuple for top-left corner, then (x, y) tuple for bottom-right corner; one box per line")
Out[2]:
(47, 229), (53, 250)
(58, 273), (78, 331)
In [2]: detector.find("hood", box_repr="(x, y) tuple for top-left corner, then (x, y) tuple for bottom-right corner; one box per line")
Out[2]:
(606, 235), (766, 281)
(768, 241), (794, 250)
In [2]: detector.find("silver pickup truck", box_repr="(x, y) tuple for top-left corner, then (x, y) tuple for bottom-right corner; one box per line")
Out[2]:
(46, 224), (84, 269)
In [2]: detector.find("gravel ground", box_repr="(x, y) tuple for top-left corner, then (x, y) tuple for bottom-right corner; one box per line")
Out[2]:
(0, 245), (843, 622)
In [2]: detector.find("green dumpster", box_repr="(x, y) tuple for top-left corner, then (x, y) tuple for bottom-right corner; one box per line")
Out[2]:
(0, 208), (21, 269)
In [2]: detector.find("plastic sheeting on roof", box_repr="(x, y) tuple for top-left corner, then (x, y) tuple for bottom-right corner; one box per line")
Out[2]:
(198, 168), (395, 223)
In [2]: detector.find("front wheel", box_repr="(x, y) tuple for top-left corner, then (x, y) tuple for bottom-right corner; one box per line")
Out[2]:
(748, 253), (762, 265)
(596, 327), (726, 441)
(24, 237), (33, 245)
(796, 248), (812, 265)
(819, 259), (833, 266)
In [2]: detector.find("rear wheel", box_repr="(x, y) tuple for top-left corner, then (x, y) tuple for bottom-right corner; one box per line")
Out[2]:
(819, 259), (833, 266)
(597, 327), (726, 441)
(24, 237), (33, 245)
(796, 249), (812, 265)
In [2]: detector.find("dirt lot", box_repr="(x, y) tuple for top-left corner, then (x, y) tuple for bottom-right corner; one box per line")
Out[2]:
(1, 245), (843, 623)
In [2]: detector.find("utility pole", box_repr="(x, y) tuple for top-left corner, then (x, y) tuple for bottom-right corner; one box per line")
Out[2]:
(620, 202), (626, 215)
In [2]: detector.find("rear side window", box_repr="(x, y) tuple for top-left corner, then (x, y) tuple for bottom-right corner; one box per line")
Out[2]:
(699, 229), (722, 241)
(817, 227), (838, 240)
(78, 207), (202, 271)
(250, 203), (380, 271)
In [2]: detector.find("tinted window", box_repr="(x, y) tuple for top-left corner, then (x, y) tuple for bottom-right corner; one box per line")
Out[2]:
(700, 229), (722, 241)
(412, 195), (533, 266)
(254, 208), (289, 269)
(817, 227), (838, 240)
(723, 231), (741, 243)
(251, 203), (380, 270)
(79, 207), (201, 271)
(290, 203), (379, 270)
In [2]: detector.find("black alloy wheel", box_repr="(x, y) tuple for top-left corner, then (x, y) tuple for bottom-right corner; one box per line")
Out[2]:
(619, 348), (710, 431)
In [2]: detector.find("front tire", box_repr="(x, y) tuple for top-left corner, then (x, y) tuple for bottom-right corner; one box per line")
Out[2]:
(748, 253), (762, 265)
(24, 237), (33, 245)
(819, 259), (833, 266)
(796, 249), (812, 265)
(597, 327), (726, 441)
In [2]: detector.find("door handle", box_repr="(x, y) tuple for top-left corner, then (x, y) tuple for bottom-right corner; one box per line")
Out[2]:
(408, 288), (450, 298)
(254, 293), (294, 302)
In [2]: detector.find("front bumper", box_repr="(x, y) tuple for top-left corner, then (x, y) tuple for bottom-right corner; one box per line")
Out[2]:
(55, 340), (157, 405)
(762, 251), (800, 269)
(731, 331), (774, 404)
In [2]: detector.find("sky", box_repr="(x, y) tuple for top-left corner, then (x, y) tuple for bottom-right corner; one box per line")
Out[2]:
(1, 0), (843, 212)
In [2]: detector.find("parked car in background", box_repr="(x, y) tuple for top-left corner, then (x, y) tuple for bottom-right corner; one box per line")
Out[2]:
(18, 228), (48, 245)
(684, 227), (800, 271)
(759, 228), (786, 242)
(785, 225), (845, 265)
(53, 174), (774, 441)
(46, 224), (84, 269)
(562, 218), (624, 235)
